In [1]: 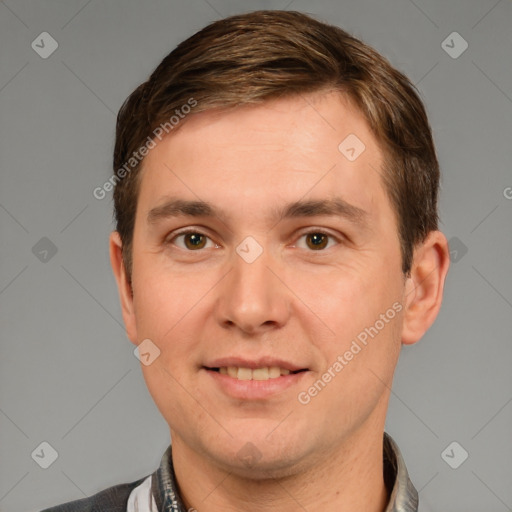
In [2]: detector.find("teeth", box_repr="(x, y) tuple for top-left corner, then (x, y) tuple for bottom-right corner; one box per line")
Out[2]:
(237, 367), (252, 381)
(217, 366), (295, 380)
(269, 366), (281, 378)
(252, 367), (269, 380)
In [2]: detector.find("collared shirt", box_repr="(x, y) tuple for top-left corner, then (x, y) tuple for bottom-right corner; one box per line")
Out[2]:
(41, 432), (418, 511)
(126, 432), (418, 512)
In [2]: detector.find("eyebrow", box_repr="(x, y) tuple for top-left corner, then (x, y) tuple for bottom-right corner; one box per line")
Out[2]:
(147, 196), (369, 229)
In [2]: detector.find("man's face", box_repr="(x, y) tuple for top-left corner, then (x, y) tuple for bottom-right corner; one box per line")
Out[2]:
(122, 90), (408, 476)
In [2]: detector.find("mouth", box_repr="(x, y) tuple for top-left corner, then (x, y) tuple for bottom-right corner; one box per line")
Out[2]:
(205, 366), (307, 381)
(202, 358), (310, 399)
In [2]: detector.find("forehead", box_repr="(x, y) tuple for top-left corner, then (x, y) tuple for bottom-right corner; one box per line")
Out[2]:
(145, 90), (378, 166)
(136, 90), (391, 226)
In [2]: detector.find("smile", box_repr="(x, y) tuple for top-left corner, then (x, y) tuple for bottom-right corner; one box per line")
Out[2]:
(213, 366), (304, 380)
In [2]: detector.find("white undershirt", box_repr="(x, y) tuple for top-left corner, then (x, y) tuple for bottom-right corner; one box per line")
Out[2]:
(126, 475), (158, 512)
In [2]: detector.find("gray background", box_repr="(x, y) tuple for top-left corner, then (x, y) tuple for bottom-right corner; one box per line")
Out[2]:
(0, 1), (511, 511)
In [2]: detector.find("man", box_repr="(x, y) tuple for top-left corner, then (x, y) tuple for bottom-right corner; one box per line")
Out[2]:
(44, 9), (450, 512)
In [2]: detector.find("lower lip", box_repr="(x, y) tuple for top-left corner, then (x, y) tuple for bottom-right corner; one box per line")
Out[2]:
(203, 368), (308, 400)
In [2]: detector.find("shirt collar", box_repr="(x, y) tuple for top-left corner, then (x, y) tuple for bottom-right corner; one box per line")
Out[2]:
(383, 432), (419, 511)
(150, 432), (418, 512)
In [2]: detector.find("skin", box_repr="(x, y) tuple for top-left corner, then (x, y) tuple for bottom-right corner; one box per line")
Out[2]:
(110, 89), (450, 512)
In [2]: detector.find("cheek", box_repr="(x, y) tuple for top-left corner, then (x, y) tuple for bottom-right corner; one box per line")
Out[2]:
(131, 263), (197, 339)
(134, 278), (203, 420)
(131, 266), (211, 384)
(291, 262), (403, 384)
(140, 358), (194, 431)
(288, 264), (389, 346)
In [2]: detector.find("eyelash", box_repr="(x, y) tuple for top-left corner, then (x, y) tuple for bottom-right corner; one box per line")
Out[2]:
(166, 228), (341, 252)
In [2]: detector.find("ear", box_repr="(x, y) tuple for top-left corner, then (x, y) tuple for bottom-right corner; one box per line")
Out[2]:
(401, 230), (450, 345)
(109, 231), (138, 344)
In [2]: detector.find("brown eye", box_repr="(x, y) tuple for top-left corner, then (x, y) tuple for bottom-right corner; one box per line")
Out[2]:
(305, 232), (329, 250)
(183, 233), (207, 250)
(169, 230), (216, 251)
(295, 230), (339, 251)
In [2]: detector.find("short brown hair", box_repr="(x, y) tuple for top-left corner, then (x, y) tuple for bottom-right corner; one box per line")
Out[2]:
(113, 10), (439, 280)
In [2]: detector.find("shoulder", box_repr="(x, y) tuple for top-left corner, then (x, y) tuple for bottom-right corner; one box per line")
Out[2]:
(40, 475), (149, 512)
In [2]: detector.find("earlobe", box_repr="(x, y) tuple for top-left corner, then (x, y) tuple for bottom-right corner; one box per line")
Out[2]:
(401, 231), (450, 345)
(109, 231), (138, 344)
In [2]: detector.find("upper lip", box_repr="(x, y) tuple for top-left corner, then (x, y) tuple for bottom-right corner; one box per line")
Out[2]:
(204, 357), (308, 372)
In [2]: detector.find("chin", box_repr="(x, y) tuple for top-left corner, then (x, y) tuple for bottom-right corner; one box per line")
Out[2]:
(206, 431), (316, 480)
(220, 451), (311, 481)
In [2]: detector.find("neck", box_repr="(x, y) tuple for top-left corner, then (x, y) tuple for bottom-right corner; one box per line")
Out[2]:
(170, 421), (390, 512)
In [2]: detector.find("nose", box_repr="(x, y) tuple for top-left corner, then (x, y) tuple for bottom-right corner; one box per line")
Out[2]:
(214, 243), (291, 335)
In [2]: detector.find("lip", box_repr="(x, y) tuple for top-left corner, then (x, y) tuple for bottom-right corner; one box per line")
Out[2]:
(204, 357), (307, 372)
(203, 367), (309, 400)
